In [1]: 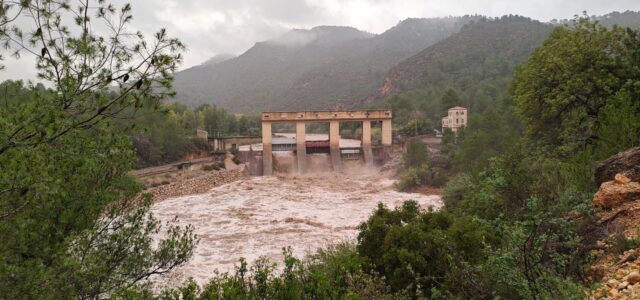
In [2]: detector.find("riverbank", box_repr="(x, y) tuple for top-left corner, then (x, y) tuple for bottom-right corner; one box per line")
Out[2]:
(143, 166), (247, 203)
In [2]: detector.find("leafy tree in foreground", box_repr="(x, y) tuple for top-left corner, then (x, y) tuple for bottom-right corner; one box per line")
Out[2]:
(511, 17), (640, 156)
(0, 0), (183, 155)
(0, 1), (196, 298)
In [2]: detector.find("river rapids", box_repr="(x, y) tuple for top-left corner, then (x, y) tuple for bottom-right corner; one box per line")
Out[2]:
(151, 164), (442, 287)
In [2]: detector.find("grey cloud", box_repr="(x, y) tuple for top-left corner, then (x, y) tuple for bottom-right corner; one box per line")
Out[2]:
(2, 0), (640, 82)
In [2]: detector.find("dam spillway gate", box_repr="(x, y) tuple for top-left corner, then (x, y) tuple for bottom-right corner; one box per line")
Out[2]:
(261, 110), (392, 175)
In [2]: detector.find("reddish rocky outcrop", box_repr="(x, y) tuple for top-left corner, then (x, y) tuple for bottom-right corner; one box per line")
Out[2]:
(595, 147), (640, 187)
(589, 149), (640, 299)
(593, 174), (640, 209)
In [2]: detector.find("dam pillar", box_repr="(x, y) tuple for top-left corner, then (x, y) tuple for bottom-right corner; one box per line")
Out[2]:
(381, 119), (392, 160)
(262, 122), (273, 176)
(296, 121), (307, 174)
(329, 120), (342, 171)
(362, 120), (373, 166)
(382, 119), (392, 146)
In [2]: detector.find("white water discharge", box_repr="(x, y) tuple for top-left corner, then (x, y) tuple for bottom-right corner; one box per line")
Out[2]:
(151, 166), (442, 287)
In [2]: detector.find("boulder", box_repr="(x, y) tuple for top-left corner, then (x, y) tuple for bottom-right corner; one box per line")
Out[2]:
(626, 271), (640, 285)
(618, 281), (629, 290)
(593, 180), (640, 208)
(616, 174), (632, 184)
(595, 147), (640, 186)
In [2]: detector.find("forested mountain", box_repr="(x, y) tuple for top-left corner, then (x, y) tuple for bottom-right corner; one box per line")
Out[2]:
(380, 12), (640, 100)
(379, 16), (553, 106)
(173, 12), (640, 114)
(571, 10), (640, 28)
(173, 17), (479, 112)
(375, 13), (640, 131)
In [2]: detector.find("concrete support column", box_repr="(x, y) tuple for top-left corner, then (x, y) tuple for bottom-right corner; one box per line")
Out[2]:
(329, 121), (341, 171)
(362, 121), (372, 145)
(381, 119), (392, 146)
(362, 120), (373, 166)
(296, 121), (306, 174)
(262, 122), (272, 176)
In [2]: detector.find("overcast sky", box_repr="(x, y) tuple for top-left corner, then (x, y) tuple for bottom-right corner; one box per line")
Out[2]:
(3, 0), (640, 82)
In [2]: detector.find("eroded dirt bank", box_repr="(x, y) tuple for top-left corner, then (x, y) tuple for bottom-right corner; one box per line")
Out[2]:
(151, 168), (442, 287)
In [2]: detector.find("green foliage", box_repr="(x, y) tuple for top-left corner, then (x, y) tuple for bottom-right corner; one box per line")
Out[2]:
(0, 122), (197, 298)
(374, 16), (553, 136)
(114, 102), (260, 167)
(397, 166), (447, 191)
(451, 103), (522, 172)
(403, 138), (429, 167)
(441, 142), (595, 298)
(398, 119), (433, 137)
(0, 1), (184, 156)
(440, 87), (462, 113)
(357, 201), (500, 298)
(117, 244), (404, 300)
(129, 107), (207, 167)
(511, 17), (640, 156)
(196, 104), (260, 137)
(0, 1), (197, 298)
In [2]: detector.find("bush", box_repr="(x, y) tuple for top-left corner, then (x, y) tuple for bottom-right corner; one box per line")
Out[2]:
(396, 167), (424, 191)
(118, 244), (404, 299)
(356, 201), (500, 298)
(397, 166), (447, 191)
(404, 138), (429, 167)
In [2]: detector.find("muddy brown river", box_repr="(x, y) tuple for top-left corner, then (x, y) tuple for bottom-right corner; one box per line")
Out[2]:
(151, 164), (442, 287)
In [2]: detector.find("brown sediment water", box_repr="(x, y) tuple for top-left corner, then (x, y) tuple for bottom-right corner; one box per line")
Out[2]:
(150, 166), (442, 288)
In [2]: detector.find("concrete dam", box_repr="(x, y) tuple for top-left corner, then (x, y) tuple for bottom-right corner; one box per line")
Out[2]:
(235, 110), (395, 175)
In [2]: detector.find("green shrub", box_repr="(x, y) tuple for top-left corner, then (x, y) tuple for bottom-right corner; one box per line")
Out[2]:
(357, 201), (500, 298)
(403, 138), (429, 167)
(397, 166), (447, 191)
(396, 167), (424, 191)
(121, 244), (402, 299)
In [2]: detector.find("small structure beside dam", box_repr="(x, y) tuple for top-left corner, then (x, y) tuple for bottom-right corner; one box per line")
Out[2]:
(261, 110), (393, 175)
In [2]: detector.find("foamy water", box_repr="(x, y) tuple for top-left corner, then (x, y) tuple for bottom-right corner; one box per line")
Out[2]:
(151, 170), (442, 287)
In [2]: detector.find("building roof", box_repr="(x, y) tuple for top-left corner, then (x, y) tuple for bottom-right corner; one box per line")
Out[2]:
(448, 106), (467, 110)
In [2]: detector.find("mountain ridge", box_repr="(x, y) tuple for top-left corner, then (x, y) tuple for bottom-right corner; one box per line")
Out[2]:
(172, 16), (480, 112)
(172, 12), (640, 113)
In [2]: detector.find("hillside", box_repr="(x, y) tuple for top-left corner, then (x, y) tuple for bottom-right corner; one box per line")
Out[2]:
(200, 54), (235, 67)
(379, 16), (553, 101)
(172, 17), (479, 112)
(374, 12), (640, 131)
(172, 12), (640, 114)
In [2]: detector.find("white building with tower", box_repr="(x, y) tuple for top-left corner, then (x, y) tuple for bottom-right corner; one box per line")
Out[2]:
(441, 106), (467, 133)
